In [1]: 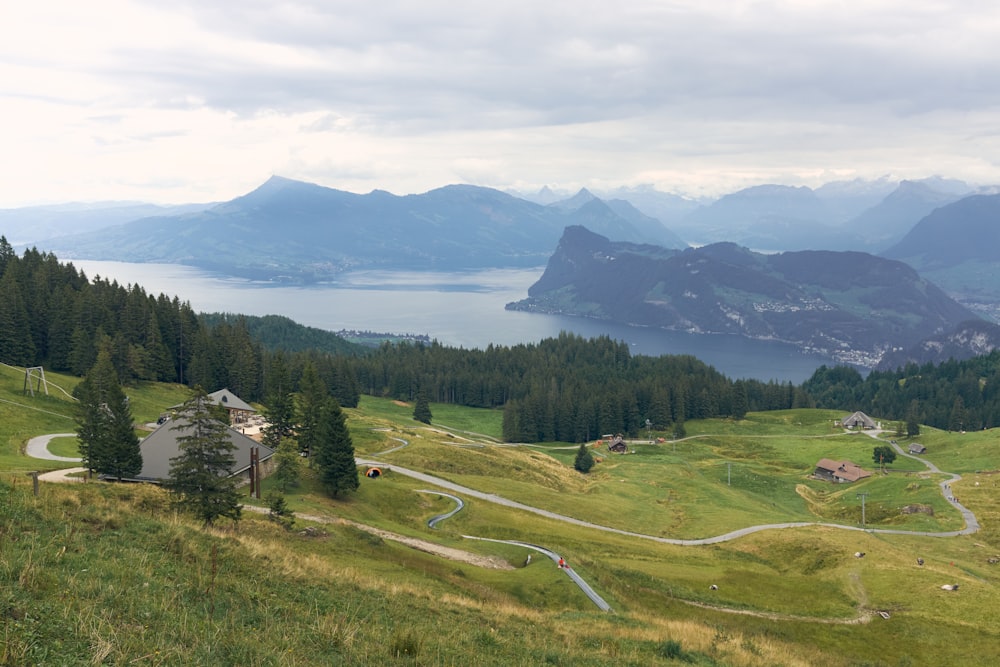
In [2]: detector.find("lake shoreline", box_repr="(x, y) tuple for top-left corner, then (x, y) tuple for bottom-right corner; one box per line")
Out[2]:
(70, 260), (837, 383)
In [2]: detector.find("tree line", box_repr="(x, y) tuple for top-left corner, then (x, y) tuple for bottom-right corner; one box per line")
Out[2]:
(344, 333), (808, 442)
(803, 353), (1000, 432)
(0, 238), (360, 408)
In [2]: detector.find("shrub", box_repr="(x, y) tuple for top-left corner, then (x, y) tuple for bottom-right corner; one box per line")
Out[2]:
(657, 639), (693, 662)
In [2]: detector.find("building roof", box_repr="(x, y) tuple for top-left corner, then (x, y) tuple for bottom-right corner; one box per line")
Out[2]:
(126, 417), (274, 483)
(815, 458), (871, 482)
(169, 388), (256, 414)
(841, 411), (877, 429)
(909, 443), (927, 453)
(206, 388), (256, 413)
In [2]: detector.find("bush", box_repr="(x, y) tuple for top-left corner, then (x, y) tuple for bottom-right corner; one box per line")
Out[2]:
(574, 443), (595, 473)
(390, 629), (421, 658)
(266, 493), (295, 529)
(657, 639), (693, 662)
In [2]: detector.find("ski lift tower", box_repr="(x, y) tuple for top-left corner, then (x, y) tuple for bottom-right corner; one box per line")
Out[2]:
(24, 367), (48, 397)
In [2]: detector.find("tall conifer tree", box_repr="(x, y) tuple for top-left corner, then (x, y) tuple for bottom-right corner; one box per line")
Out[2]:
(574, 442), (595, 473)
(413, 389), (432, 424)
(262, 352), (296, 450)
(313, 397), (358, 497)
(74, 348), (141, 481)
(166, 387), (242, 526)
(296, 362), (327, 459)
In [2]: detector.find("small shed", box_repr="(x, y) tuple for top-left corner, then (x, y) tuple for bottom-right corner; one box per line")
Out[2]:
(607, 434), (627, 453)
(909, 443), (927, 455)
(841, 411), (877, 430)
(814, 458), (871, 484)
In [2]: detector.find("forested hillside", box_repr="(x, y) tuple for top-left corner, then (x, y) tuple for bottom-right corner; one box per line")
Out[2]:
(0, 237), (361, 407)
(805, 353), (1000, 431)
(349, 334), (807, 442)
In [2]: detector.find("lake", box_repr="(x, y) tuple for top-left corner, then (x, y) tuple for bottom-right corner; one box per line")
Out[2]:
(71, 260), (835, 383)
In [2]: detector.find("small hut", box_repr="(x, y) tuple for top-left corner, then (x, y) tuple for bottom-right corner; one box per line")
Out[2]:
(607, 434), (627, 453)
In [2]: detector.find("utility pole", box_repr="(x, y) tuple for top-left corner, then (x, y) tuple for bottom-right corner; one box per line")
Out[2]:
(727, 462), (731, 487)
(856, 492), (869, 530)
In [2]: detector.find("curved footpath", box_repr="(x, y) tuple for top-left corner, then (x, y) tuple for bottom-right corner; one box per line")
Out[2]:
(25, 433), (82, 462)
(418, 489), (613, 612)
(359, 452), (979, 544)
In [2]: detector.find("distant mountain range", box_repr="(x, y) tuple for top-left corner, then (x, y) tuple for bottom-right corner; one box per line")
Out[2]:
(516, 175), (984, 253)
(26, 176), (687, 281)
(0, 201), (212, 246)
(7, 173), (1000, 320)
(506, 226), (978, 367)
(880, 193), (1000, 315)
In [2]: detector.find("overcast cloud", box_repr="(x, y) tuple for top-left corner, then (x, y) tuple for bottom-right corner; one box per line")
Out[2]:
(2, 1), (1000, 206)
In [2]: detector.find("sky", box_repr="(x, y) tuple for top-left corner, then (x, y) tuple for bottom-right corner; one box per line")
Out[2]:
(3, 1), (1000, 207)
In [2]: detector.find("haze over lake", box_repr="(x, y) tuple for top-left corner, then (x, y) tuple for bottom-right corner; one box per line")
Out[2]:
(72, 260), (835, 383)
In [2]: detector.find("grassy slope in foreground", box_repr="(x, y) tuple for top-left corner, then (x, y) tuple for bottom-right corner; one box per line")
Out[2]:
(4, 384), (1000, 665)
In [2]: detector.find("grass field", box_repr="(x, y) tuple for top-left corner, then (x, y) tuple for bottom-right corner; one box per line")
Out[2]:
(4, 376), (1000, 666)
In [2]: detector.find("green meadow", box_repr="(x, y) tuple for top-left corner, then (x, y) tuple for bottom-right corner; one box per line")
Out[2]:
(3, 372), (999, 666)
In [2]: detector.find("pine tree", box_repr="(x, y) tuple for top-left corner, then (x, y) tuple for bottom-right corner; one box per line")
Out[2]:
(574, 442), (595, 473)
(413, 390), (432, 424)
(0, 263), (36, 366)
(73, 348), (141, 481)
(949, 396), (968, 432)
(906, 400), (922, 437)
(731, 380), (749, 420)
(271, 438), (301, 492)
(261, 353), (296, 450)
(0, 235), (13, 275)
(313, 397), (359, 498)
(296, 362), (328, 460)
(166, 387), (242, 527)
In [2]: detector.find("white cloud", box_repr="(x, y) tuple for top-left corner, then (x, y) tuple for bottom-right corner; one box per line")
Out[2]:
(2, 1), (1000, 206)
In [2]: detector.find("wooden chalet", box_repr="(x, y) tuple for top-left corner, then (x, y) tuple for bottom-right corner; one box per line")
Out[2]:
(814, 458), (871, 484)
(606, 434), (628, 453)
(207, 388), (257, 426)
(908, 443), (927, 455)
(841, 411), (877, 430)
(169, 388), (257, 427)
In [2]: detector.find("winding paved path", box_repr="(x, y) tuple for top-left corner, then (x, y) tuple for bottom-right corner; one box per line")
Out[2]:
(418, 489), (614, 612)
(878, 432), (980, 535)
(25, 433), (82, 462)
(360, 452), (979, 544)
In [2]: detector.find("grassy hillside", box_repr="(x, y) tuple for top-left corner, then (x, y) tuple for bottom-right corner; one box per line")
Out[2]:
(3, 377), (1000, 665)
(0, 361), (192, 472)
